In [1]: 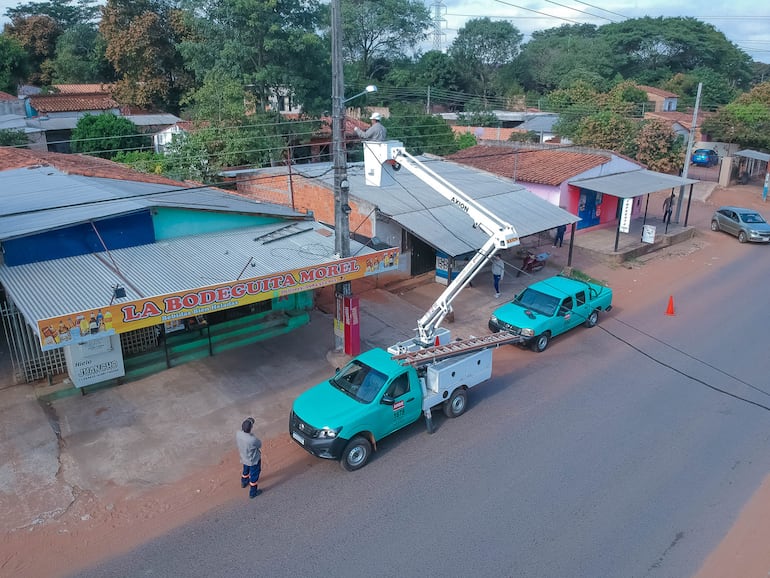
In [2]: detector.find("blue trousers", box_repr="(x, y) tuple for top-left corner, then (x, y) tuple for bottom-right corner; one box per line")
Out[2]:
(241, 461), (262, 496)
(493, 274), (501, 293)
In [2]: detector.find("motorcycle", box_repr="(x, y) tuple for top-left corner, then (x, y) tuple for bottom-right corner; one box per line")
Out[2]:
(516, 250), (551, 277)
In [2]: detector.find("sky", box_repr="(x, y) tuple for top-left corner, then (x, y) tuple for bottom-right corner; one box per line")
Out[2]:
(1, 0), (768, 64)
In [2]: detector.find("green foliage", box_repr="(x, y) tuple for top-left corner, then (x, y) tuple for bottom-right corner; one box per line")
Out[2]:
(3, 14), (61, 84)
(383, 104), (458, 156)
(0, 128), (29, 146)
(4, 0), (100, 28)
(635, 119), (684, 174)
(415, 51), (460, 92)
(449, 17), (522, 97)
(113, 150), (169, 175)
(572, 111), (638, 156)
(508, 131), (540, 144)
(598, 16), (752, 89)
(702, 81), (770, 149)
(70, 113), (147, 158)
(457, 100), (499, 127)
(0, 35), (30, 92)
(340, 0), (430, 82)
(515, 24), (615, 93)
(100, 0), (192, 111)
(178, 0), (328, 116)
(455, 132), (477, 150)
(50, 23), (111, 83)
(163, 113), (290, 182)
(182, 72), (250, 124)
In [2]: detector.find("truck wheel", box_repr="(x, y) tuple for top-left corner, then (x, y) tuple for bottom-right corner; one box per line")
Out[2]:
(531, 332), (550, 352)
(443, 388), (468, 418)
(340, 436), (372, 471)
(584, 309), (599, 327)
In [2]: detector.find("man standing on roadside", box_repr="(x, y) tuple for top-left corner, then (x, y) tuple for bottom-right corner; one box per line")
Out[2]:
(491, 254), (504, 298)
(237, 417), (263, 499)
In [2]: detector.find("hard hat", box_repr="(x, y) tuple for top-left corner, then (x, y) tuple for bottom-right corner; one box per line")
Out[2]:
(370, 112), (382, 121)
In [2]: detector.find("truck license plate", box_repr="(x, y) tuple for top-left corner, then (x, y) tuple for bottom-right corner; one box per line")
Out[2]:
(292, 431), (305, 445)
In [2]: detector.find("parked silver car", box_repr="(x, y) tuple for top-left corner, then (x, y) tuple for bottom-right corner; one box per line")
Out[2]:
(710, 206), (770, 243)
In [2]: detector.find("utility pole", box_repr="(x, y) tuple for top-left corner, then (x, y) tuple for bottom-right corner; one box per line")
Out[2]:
(675, 82), (702, 223)
(331, 0), (350, 352)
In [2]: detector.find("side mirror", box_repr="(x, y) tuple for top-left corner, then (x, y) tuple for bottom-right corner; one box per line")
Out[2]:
(380, 395), (395, 405)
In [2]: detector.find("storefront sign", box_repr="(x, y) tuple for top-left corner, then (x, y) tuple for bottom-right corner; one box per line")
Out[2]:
(37, 248), (399, 351)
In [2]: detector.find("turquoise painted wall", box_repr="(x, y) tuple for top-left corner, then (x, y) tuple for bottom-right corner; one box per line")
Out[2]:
(152, 207), (285, 240)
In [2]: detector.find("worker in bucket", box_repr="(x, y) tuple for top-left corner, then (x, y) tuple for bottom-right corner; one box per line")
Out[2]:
(355, 112), (387, 141)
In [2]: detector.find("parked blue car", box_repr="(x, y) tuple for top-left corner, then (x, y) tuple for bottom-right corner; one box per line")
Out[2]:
(691, 149), (719, 167)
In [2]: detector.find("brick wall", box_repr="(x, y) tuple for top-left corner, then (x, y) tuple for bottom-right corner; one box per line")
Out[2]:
(237, 171), (375, 238)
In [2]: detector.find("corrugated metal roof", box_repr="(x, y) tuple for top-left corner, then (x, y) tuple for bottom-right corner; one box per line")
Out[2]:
(291, 156), (578, 257)
(124, 114), (181, 126)
(0, 167), (306, 241)
(0, 222), (381, 329)
(735, 150), (770, 162)
(569, 169), (698, 198)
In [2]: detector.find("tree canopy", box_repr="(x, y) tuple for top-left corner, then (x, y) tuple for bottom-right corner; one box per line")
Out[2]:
(70, 113), (146, 158)
(449, 18), (522, 97)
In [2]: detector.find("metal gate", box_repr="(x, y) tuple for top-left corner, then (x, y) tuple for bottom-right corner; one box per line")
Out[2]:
(0, 298), (66, 384)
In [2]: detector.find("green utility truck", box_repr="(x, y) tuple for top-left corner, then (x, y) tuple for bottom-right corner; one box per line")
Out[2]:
(488, 275), (613, 352)
(289, 332), (519, 471)
(290, 142), (523, 471)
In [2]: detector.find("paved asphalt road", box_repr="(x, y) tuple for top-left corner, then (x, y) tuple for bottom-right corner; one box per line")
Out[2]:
(74, 245), (770, 577)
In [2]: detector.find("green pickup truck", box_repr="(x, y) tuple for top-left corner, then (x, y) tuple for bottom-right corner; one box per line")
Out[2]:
(289, 333), (518, 471)
(488, 275), (613, 352)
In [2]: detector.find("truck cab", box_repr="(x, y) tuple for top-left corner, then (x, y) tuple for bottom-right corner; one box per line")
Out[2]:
(488, 275), (612, 352)
(290, 348), (423, 470)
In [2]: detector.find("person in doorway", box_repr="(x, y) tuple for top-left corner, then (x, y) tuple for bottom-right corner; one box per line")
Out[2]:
(662, 193), (675, 223)
(354, 112), (387, 141)
(553, 224), (567, 248)
(236, 417), (263, 498)
(491, 254), (504, 298)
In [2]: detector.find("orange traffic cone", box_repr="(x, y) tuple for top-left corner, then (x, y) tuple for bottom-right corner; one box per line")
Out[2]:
(665, 295), (676, 316)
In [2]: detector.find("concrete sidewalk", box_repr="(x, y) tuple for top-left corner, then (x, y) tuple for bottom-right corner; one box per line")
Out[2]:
(0, 182), (717, 533)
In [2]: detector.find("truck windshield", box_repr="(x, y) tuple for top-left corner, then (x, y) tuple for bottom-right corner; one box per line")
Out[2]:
(330, 360), (388, 404)
(514, 288), (560, 317)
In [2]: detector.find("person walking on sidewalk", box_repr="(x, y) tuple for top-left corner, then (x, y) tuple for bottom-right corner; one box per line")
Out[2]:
(491, 254), (505, 298)
(553, 224), (566, 248)
(237, 417), (263, 498)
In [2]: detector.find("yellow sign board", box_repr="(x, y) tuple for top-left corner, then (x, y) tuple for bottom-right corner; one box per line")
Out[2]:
(38, 249), (399, 351)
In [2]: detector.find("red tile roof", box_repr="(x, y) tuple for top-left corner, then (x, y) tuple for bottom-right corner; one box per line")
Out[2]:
(30, 94), (119, 113)
(0, 91), (17, 101)
(314, 115), (370, 137)
(0, 147), (184, 186)
(447, 145), (611, 186)
(637, 85), (678, 99)
(52, 83), (113, 95)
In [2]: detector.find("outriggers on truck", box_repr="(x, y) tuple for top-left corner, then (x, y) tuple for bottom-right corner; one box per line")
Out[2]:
(289, 141), (523, 470)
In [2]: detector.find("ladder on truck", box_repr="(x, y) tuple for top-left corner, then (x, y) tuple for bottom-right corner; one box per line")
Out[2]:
(391, 332), (522, 366)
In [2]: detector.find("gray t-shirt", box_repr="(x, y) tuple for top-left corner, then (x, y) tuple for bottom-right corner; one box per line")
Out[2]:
(355, 122), (387, 141)
(236, 430), (262, 466)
